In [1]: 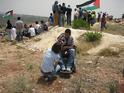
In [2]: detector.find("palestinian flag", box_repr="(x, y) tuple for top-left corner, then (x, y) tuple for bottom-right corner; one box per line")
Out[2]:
(3, 10), (14, 20)
(85, 0), (100, 10)
(76, 0), (100, 10)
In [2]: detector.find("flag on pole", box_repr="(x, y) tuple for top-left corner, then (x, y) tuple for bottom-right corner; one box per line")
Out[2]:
(5, 10), (13, 16)
(76, 0), (100, 10)
(3, 10), (14, 20)
(85, 0), (100, 10)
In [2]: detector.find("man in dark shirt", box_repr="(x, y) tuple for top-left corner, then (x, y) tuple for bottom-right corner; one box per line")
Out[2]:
(61, 3), (67, 26)
(57, 29), (75, 72)
(6, 20), (12, 41)
(66, 5), (72, 26)
(58, 4), (62, 27)
(52, 1), (59, 26)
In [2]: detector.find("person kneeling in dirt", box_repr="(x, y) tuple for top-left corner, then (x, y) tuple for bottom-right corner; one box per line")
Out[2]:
(40, 43), (62, 81)
(57, 29), (76, 73)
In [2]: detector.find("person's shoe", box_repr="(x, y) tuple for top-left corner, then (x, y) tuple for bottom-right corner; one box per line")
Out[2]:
(44, 77), (49, 81)
(62, 66), (66, 71)
(67, 67), (71, 72)
(66, 67), (72, 73)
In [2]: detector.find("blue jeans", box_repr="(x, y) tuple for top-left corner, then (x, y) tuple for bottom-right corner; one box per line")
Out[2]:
(61, 49), (75, 69)
(41, 65), (61, 80)
(58, 14), (62, 27)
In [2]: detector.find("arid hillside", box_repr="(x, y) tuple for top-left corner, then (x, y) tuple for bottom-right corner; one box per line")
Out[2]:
(0, 23), (124, 93)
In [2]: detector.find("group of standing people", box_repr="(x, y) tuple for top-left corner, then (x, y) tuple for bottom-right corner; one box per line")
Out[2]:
(5, 17), (24, 42)
(74, 8), (96, 26)
(5, 17), (48, 42)
(74, 7), (107, 30)
(50, 1), (72, 27)
(50, 1), (107, 31)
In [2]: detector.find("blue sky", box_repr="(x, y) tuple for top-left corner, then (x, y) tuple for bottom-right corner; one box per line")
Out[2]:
(0, 0), (124, 18)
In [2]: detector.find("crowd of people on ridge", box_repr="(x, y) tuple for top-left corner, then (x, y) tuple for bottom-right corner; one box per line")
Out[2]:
(4, 0), (109, 42)
(5, 17), (48, 42)
(49, 1), (107, 30)
(49, 1), (72, 27)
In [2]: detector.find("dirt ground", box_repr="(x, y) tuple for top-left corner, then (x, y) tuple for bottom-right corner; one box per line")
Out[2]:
(0, 22), (124, 93)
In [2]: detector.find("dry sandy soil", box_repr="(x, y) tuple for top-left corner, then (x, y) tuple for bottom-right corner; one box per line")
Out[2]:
(0, 24), (124, 93)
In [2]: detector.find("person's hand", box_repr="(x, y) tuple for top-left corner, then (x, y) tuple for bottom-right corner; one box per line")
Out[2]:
(62, 46), (69, 51)
(73, 45), (77, 49)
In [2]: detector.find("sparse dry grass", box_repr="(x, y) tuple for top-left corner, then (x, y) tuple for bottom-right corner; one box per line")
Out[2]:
(33, 38), (41, 42)
(106, 80), (118, 93)
(11, 40), (17, 45)
(0, 41), (123, 93)
(98, 44), (124, 57)
(4, 74), (33, 93)
(0, 22), (124, 93)
(92, 22), (124, 36)
(98, 48), (120, 56)
(76, 34), (100, 55)
(16, 45), (25, 49)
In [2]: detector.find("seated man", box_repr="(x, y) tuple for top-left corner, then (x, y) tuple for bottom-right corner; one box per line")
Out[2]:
(57, 29), (76, 72)
(40, 43), (62, 81)
(40, 21), (48, 31)
(35, 21), (41, 35)
(28, 25), (36, 37)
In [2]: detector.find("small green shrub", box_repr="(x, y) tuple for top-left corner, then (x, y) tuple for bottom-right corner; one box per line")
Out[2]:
(27, 63), (33, 71)
(11, 40), (17, 45)
(84, 31), (102, 42)
(72, 19), (90, 30)
(107, 81), (118, 93)
(16, 45), (24, 49)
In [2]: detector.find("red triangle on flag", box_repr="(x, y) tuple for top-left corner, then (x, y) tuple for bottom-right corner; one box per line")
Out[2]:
(94, 0), (100, 8)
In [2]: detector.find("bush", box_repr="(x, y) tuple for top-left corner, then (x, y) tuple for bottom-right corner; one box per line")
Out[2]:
(6, 74), (32, 93)
(107, 81), (118, 93)
(27, 63), (33, 71)
(83, 31), (102, 42)
(72, 19), (90, 30)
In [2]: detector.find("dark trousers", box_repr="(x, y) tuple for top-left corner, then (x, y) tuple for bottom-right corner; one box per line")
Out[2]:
(67, 15), (71, 26)
(101, 22), (107, 31)
(16, 31), (23, 41)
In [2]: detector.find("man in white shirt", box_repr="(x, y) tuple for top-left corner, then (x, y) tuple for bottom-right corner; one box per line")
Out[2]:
(40, 43), (62, 81)
(11, 26), (16, 41)
(28, 25), (36, 37)
(35, 21), (41, 35)
(74, 9), (79, 20)
(15, 17), (24, 41)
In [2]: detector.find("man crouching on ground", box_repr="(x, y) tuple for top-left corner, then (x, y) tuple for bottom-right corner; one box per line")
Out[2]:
(40, 43), (62, 81)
